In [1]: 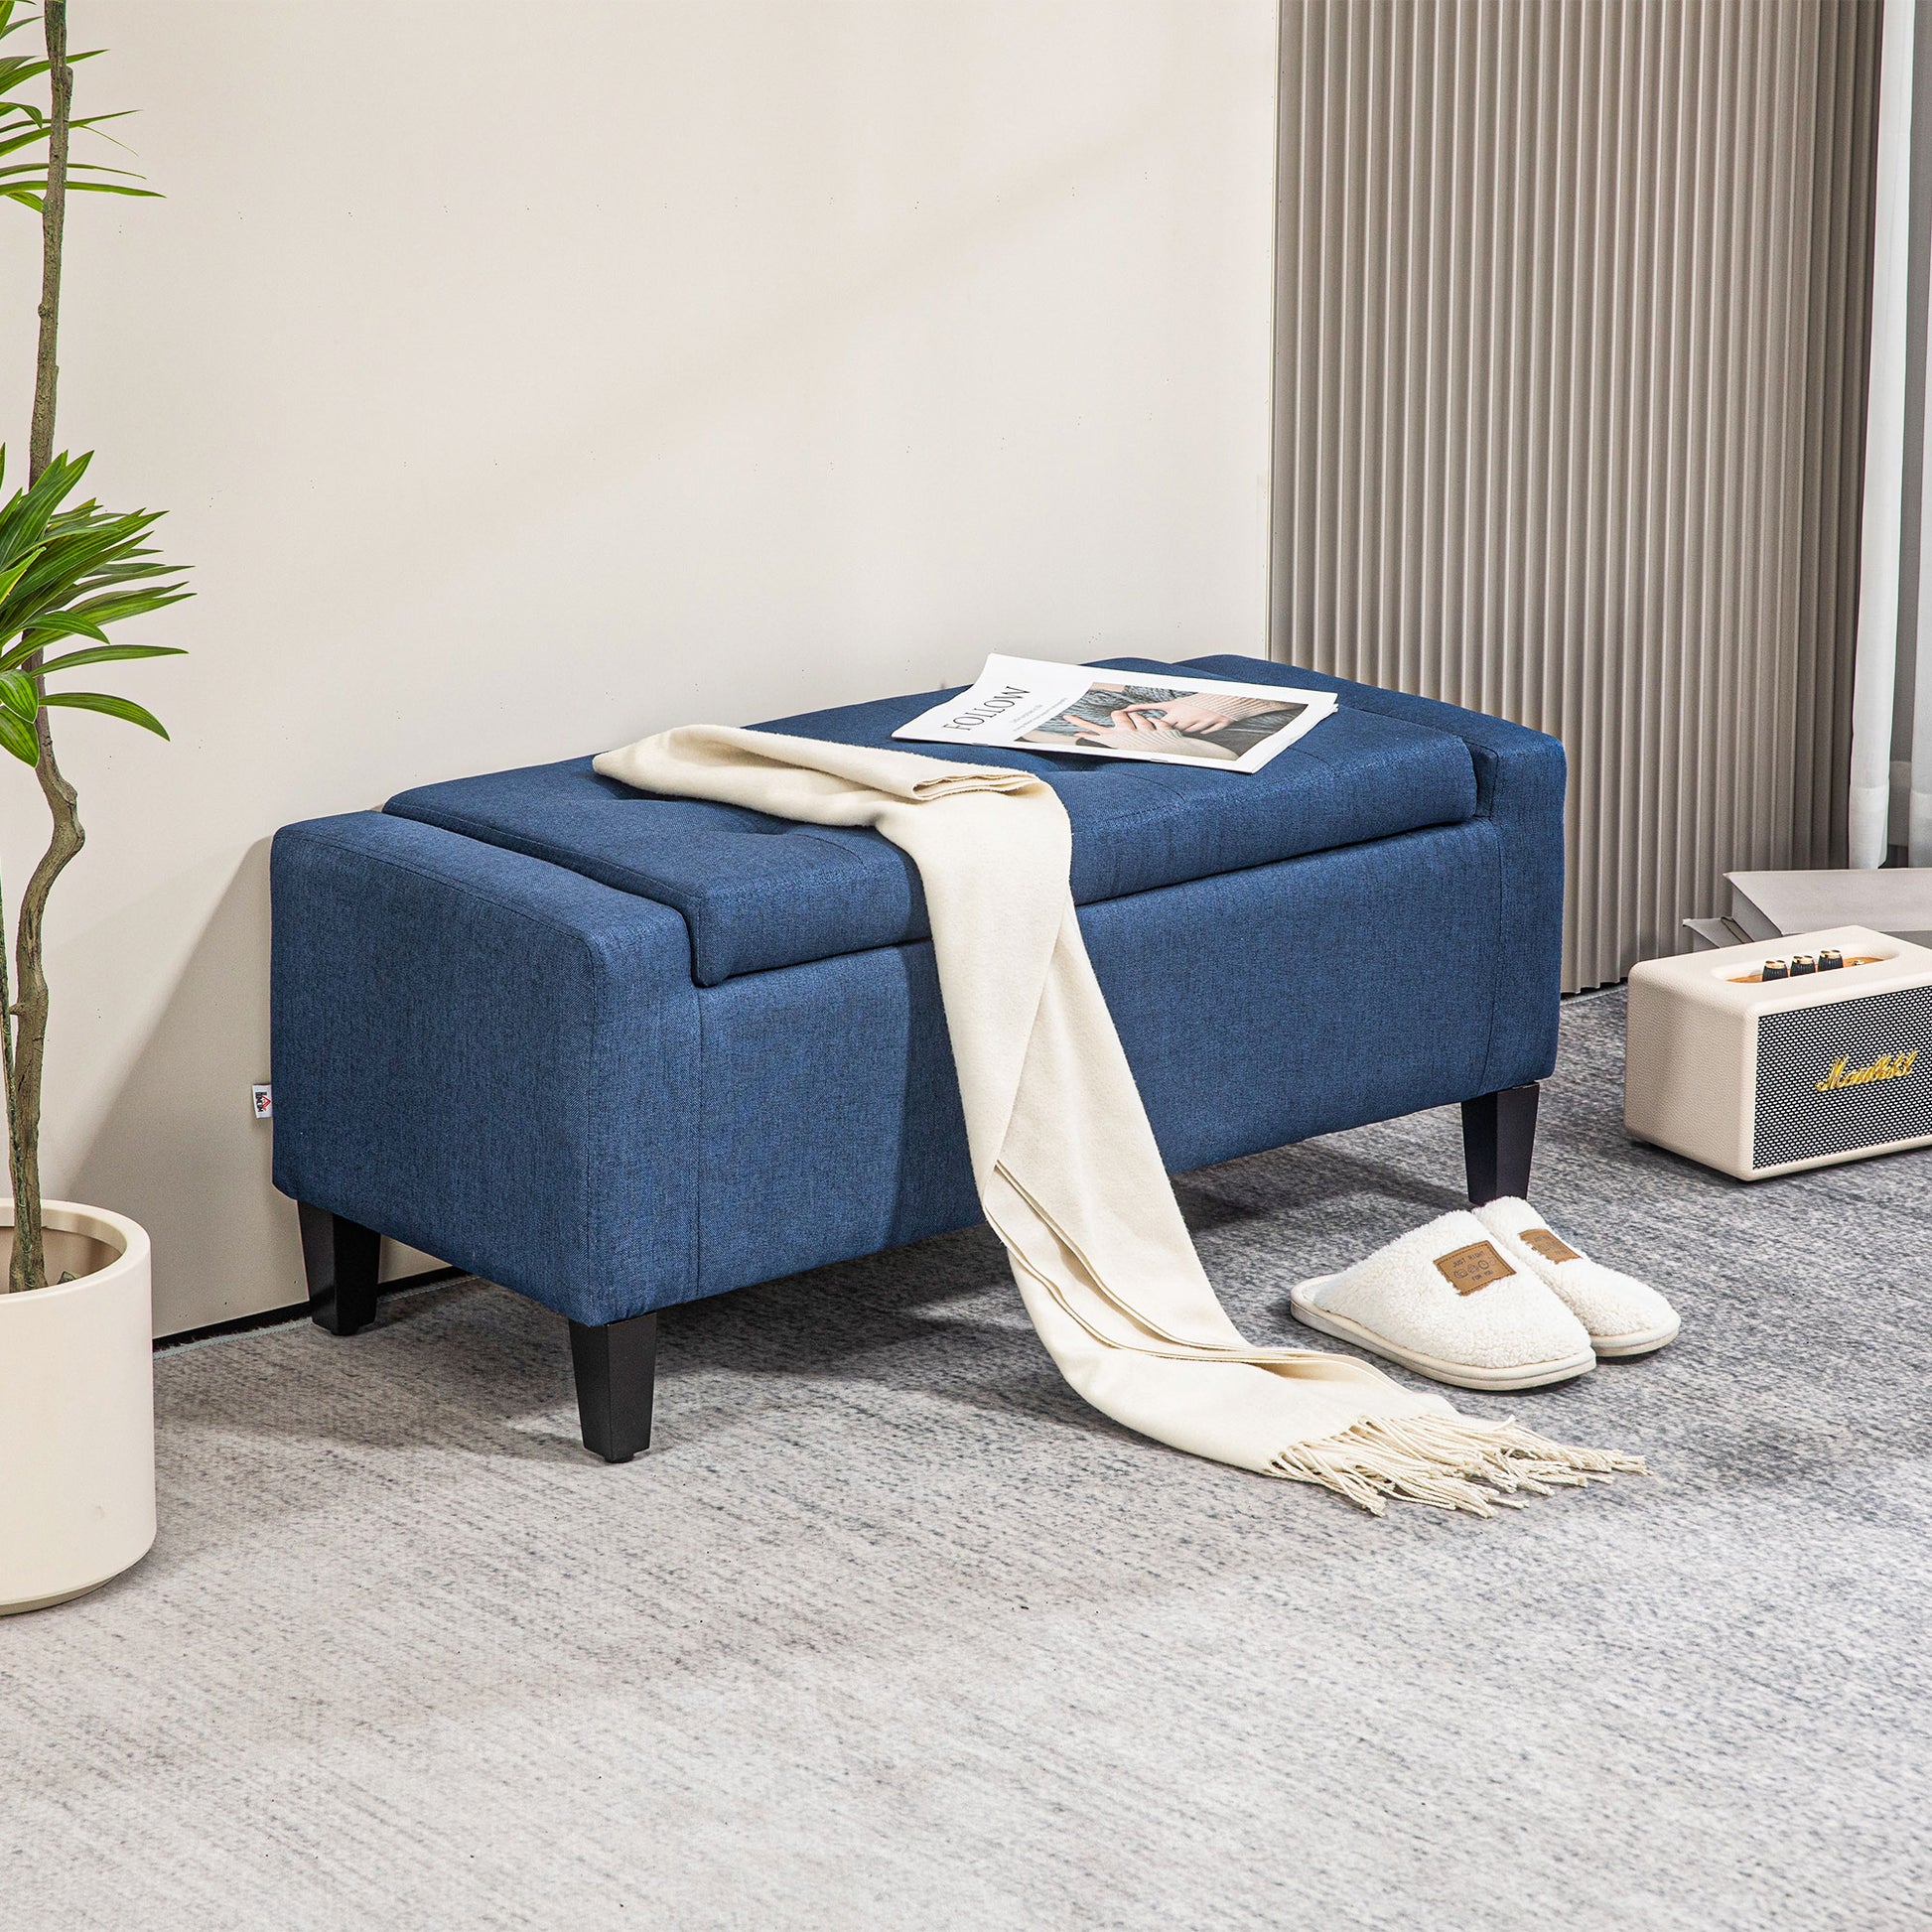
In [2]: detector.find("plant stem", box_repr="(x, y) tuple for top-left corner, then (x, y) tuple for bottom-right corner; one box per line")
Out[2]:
(28, 0), (69, 485)
(8, 0), (74, 1294)
(0, 868), (15, 1294)
(8, 759), (81, 1294)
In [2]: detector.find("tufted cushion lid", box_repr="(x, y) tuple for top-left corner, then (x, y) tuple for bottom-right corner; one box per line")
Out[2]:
(384, 655), (1479, 986)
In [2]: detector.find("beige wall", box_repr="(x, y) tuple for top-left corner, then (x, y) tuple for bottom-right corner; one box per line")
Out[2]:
(0, 2), (1279, 1333)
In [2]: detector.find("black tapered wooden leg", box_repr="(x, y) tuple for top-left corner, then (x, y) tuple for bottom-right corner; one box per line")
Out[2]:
(298, 1200), (381, 1336)
(1461, 1082), (1541, 1204)
(569, 1312), (657, 1463)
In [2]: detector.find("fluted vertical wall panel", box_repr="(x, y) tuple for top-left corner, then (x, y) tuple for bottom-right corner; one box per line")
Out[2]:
(1274, 1), (1880, 990)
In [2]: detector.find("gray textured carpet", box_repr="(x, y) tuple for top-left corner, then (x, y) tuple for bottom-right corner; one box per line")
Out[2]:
(5, 990), (1927, 1930)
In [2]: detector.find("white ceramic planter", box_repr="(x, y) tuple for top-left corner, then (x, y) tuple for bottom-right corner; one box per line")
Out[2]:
(0, 1200), (155, 1614)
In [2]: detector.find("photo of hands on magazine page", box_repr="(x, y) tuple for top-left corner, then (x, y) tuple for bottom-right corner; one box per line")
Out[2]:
(894, 655), (1338, 772)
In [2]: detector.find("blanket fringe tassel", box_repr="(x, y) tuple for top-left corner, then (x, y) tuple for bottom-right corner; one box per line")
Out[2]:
(1272, 1415), (1648, 1518)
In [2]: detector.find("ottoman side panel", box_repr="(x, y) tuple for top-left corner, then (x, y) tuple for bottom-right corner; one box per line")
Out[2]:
(270, 813), (700, 1324)
(1173, 656), (1568, 1085)
(692, 817), (1510, 1300)
(1088, 818), (1505, 1173)
(693, 942), (980, 1298)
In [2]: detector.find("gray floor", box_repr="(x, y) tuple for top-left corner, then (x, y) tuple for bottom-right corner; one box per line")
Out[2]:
(5, 990), (1928, 1930)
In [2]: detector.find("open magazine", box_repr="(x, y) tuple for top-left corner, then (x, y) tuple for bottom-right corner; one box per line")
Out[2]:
(893, 655), (1336, 773)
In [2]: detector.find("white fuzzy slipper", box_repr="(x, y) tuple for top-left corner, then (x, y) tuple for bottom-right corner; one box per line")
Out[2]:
(1471, 1197), (1681, 1358)
(1291, 1210), (1596, 1392)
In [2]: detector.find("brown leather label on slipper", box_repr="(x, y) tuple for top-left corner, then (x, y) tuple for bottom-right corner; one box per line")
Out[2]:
(1434, 1240), (1515, 1295)
(1519, 1227), (1581, 1266)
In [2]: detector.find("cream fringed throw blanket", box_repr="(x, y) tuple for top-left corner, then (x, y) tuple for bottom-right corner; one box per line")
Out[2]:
(596, 727), (1642, 1516)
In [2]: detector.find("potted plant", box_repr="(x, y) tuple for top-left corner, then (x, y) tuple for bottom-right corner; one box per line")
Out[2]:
(0, 0), (189, 1614)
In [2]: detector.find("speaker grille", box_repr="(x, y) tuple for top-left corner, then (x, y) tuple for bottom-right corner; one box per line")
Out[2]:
(1753, 986), (1932, 1170)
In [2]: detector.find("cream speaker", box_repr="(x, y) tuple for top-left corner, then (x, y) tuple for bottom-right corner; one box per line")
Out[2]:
(1625, 924), (1932, 1180)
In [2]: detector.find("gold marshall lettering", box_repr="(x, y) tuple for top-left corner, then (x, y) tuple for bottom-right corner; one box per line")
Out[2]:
(1816, 1049), (1919, 1091)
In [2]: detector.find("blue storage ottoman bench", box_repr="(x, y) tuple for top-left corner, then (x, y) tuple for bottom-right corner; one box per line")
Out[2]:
(269, 655), (1566, 1460)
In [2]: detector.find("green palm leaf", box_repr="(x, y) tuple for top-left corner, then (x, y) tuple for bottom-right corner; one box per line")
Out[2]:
(0, 702), (36, 763)
(0, 539), (44, 604)
(41, 689), (168, 738)
(0, 33), (148, 212)
(36, 641), (186, 675)
(9, 610), (106, 645)
(0, 448), (189, 691)
(0, 664), (36, 718)
(0, 588), (190, 666)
